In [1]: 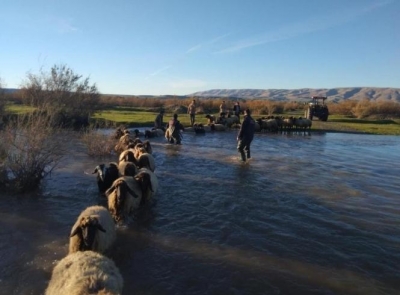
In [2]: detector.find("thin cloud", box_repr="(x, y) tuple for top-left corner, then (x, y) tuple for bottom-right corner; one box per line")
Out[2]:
(186, 32), (232, 54)
(186, 44), (202, 53)
(216, 0), (393, 53)
(145, 66), (172, 80)
(49, 17), (79, 34)
(58, 19), (79, 34)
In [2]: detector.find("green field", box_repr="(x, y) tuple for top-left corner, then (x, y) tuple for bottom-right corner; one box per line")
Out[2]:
(5, 104), (400, 135)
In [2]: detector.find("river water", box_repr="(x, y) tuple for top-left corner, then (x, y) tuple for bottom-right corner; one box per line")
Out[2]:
(1, 130), (400, 295)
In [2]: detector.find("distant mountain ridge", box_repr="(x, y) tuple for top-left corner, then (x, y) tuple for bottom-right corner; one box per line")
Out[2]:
(190, 87), (400, 103)
(4, 87), (400, 103)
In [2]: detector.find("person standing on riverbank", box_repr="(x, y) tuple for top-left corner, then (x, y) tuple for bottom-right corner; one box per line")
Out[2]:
(237, 109), (255, 162)
(187, 99), (196, 127)
(220, 100), (227, 117)
(154, 109), (165, 131)
(233, 101), (241, 123)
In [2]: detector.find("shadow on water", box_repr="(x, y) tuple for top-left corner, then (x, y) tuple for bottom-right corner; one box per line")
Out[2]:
(1, 130), (400, 294)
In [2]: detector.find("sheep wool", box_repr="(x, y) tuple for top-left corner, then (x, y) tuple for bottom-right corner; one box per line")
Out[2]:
(45, 250), (123, 295)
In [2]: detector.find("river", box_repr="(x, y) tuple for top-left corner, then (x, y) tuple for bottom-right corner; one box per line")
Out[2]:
(1, 130), (399, 295)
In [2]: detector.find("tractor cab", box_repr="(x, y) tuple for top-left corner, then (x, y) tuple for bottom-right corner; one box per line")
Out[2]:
(305, 96), (329, 121)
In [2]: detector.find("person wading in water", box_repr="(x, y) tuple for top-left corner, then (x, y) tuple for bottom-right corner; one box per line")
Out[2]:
(237, 108), (255, 162)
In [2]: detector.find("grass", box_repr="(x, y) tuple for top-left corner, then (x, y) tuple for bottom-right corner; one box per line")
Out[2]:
(5, 104), (36, 114)
(311, 115), (400, 135)
(92, 109), (194, 127)
(5, 104), (400, 135)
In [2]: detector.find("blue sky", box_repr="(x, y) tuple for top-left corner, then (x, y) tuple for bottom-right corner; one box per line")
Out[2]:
(1, 0), (399, 95)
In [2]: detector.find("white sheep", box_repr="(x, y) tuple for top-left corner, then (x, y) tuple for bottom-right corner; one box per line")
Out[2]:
(45, 250), (123, 295)
(69, 205), (116, 255)
(106, 173), (153, 222)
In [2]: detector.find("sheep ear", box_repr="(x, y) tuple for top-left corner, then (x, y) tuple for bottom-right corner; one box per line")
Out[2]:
(96, 224), (106, 232)
(70, 223), (81, 237)
(105, 184), (116, 197)
(92, 167), (99, 174)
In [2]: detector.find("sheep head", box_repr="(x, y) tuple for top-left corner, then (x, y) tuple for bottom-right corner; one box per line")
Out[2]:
(70, 216), (106, 251)
(143, 140), (152, 154)
(92, 164), (106, 182)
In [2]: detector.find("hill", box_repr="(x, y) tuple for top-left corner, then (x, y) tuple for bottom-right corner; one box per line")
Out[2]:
(189, 87), (400, 103)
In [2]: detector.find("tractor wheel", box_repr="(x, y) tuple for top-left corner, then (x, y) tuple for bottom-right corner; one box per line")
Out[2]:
(320, 115), (328, 122)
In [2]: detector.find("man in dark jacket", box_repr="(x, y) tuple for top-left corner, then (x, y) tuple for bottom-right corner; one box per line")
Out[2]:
(237, 109), (255, 162)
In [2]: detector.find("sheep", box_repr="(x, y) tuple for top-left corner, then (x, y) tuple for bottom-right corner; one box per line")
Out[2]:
(293, 117), (312, 130)
(69, 205), (116, 255)
(225, 114), (240, 128)
(143, 140), (153, 154)
(113, 127), (125, 140)
(194, 123), (206, 134)
(45, 250), (123, 295)
(282, 116), (294, 131)
(118, 148), (136, 164)
(114, 132), (134, 153)
(144, 128), (164, 138)
(210, 123), (226, 131)
(118, 161), (138, 177)
(205, 114), (217, 125)
(92, 162), (119, 193)
(137, 167), (158, 202)
(256, 118), (279, 132)
(106, 173), (153, 222)
(134, 146), (156, 172)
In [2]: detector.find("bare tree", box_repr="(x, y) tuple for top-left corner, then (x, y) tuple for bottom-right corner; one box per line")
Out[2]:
(21, 64), (100, 129)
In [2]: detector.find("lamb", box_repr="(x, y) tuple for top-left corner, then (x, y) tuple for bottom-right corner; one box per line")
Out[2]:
(106, 173), (153, 222)
(92, 162), (119, 193)
(45, 250), (123, 295)
(69, 205), (116, 255)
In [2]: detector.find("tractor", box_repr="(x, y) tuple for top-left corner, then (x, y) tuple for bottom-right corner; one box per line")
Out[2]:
(304, 96), (329, 121)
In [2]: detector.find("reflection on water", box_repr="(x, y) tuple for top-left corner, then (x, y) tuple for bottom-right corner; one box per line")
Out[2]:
(1, 131), (400, 295)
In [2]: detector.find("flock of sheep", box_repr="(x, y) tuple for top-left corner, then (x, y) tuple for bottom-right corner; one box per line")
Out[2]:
(45, 128), (158, 295)
(144, 114), (313, 137)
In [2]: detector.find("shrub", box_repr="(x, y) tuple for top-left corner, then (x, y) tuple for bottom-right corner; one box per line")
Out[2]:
(81, 129), (116, 157)
(2, 110), (66, 192)
(328, 100), (358, 116)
